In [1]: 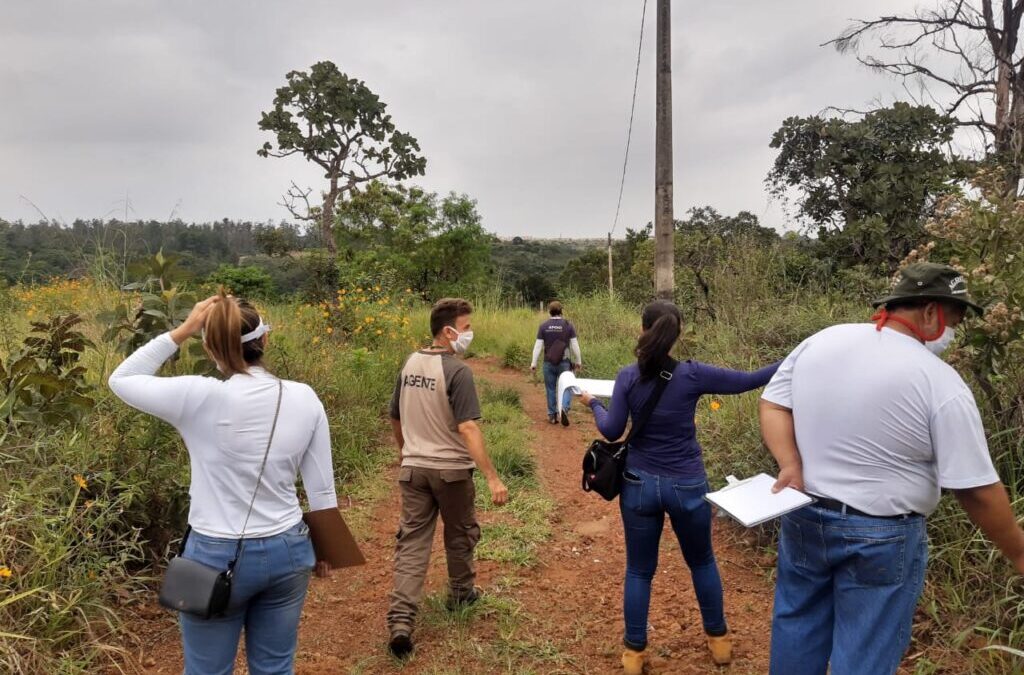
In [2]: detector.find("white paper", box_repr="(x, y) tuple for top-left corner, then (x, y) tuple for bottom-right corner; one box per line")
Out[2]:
(556, 371), (615, 414)
(705, 473), (813, 527)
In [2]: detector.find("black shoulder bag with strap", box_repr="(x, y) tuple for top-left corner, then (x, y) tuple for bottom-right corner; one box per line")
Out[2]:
(581, 361), (675, 501)
(159, 380), (284, 619)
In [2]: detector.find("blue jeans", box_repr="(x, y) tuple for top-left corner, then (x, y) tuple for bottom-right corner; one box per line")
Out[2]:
(542, 360), (573, 417)
(179, 521), (315, 675)
(619, 468), (726, 650)
(770, 505), (928, 675)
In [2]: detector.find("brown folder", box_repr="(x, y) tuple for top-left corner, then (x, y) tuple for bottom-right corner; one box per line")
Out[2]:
(303, 507), (366, 568)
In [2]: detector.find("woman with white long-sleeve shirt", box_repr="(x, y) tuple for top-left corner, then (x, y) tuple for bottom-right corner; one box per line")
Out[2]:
(108, 293), (336, 675)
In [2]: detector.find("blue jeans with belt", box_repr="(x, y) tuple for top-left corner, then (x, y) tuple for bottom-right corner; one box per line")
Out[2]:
(769, 505), (928, 675)
(619, 467), (726, 650)
(179, 520), (315, 675)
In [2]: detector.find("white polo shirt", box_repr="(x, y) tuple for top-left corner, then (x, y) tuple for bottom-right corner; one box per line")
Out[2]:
(762, 323), (998, 517)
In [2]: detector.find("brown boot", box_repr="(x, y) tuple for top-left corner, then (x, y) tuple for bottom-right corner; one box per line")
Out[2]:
(707, 632), (732, 665)
(622, 647), (645, 675)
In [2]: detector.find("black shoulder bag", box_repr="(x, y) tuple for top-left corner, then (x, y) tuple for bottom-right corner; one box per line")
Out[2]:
(159, 380), (284, 618)
(581, 361), (675, 501)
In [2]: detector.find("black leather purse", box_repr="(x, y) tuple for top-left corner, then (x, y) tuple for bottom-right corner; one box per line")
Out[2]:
(158, 380), (283, 618)
(582, 361), (675, 501)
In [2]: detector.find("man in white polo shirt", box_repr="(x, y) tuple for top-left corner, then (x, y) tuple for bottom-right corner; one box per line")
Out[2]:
(759, 262), (1024, 675)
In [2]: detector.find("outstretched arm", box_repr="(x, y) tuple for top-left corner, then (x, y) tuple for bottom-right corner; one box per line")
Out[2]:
(694, 361), (781, 395)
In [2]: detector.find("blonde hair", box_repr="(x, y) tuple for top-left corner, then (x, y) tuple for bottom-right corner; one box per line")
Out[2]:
(203, 289), (265, 377)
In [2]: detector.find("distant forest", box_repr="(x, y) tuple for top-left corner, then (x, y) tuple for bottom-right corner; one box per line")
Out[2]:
(0, 219), (603, 301)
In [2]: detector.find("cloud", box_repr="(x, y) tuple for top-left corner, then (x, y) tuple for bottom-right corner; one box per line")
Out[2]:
(0, 0), (921, 236)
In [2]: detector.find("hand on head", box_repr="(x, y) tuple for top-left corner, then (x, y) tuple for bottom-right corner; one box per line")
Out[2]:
(170, 295), (223, 345)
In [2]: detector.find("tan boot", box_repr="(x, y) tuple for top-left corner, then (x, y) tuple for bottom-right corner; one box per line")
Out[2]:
(622, 647), (645, 675)
(707, 632), (732, 665)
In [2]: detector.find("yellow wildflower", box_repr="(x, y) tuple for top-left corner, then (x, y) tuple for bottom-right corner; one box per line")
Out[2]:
(74, 474), (88, 489)
(376, 329), (383, 335)
(364, 316), (374, 323)
(312, 336), (321, 345)
(326, 327), (334, 334)
(710, 400), (722, 412)
(0, 566), (11, 579)
(405, 288), (412, 293)
(374, 286), (381, 292)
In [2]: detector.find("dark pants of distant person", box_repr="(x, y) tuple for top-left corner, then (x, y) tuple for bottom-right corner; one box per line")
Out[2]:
(542, 359), (573, 418)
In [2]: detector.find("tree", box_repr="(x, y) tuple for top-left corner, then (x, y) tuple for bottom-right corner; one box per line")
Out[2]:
(675, 207), (779, 318)
(257, 61), (427, 254)
(767, 103), (964, 267)
(333, 181), (494, 297)
(831, 0), (1024, 195)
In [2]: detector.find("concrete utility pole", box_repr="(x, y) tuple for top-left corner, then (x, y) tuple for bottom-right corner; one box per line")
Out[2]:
(654, 0), (675, 300)
(607, 232), (614, 298)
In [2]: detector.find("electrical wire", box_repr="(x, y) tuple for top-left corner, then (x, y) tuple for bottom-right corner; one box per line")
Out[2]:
(610, 0), (648, 237)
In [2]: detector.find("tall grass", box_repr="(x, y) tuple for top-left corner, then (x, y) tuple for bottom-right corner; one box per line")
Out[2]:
(0, 284), (411, 673)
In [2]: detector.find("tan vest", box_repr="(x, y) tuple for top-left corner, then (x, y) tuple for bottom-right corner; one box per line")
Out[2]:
(398, 352), (474, 470)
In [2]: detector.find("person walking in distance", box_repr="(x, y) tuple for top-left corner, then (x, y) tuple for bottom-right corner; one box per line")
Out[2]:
(761, 262), (1024, 675)
(109, 293), (335, 674)
(580, 301), (779, 673)
(386, 298), (509, 658)
(530, 301), (582, 426)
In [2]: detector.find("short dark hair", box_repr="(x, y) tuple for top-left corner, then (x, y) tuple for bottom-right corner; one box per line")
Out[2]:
(430, 298), (473, 336)
(548, 301), (563, 316)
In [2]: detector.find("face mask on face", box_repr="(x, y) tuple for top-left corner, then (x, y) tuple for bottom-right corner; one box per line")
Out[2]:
(446, 326), (474, 355)
(925, 326), (957, 355)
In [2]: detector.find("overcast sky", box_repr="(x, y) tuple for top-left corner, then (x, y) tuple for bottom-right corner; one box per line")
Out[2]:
(0, 1), (923, 238)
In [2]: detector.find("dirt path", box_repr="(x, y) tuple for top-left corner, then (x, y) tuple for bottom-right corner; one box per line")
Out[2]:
(131, 358), (775, 674)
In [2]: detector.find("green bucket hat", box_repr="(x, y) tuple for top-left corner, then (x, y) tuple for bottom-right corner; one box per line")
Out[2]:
(872, 262), (984, 314)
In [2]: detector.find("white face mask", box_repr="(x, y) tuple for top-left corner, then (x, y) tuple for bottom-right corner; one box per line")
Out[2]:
(925, 326), (957, 355)
(447, 327), (474, 355)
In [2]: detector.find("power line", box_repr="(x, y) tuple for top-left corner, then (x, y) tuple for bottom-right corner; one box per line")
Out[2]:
(610, 0), (648, 237)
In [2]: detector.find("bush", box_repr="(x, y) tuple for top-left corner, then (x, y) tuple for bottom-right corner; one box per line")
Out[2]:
(207, 264), (275, 299)
(501, 342), (528, 370)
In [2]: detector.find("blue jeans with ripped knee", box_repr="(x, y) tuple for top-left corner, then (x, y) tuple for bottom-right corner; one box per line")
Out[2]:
(619, 467), (726, 650)
(179, 520), (315, 675)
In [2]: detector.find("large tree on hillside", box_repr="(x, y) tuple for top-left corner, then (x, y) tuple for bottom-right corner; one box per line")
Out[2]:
(831, 0), (1024, 195)
(767, 103), (964, 267)
(257, 61), (427, 254)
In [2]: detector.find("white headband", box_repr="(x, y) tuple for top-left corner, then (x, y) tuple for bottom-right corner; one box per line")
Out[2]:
(241, 318), (271, 343)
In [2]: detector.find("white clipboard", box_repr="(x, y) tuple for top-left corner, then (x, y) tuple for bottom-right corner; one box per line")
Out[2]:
(705, 473), (814, 528)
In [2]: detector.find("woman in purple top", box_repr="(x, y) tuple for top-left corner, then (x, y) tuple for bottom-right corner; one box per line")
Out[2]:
(581, 301), (778, 674)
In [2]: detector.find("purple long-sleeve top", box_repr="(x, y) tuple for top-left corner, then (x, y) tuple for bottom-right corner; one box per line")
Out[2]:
(589, 359), (780, 477)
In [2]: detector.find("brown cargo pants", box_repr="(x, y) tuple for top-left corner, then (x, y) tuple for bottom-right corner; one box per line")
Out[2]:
(387, 466), (481, 635)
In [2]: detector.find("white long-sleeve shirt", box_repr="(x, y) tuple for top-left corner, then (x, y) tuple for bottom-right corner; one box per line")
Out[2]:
(531, 337), (581, 369)
(108, 333), (337, 538)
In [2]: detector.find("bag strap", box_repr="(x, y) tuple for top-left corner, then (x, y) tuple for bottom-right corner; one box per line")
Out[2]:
(228, 379), (284, 572)
(624, 359), (676, 445)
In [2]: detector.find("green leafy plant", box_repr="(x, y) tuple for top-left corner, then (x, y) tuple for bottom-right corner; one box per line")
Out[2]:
(99, 250), (210, 368)
(0, 314), (95, 429)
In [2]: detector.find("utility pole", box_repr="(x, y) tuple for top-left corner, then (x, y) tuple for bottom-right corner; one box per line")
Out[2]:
(654, 0), (674, 300)
(607, 232), (614, 298)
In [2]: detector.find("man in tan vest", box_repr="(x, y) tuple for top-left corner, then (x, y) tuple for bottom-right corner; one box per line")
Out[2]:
(386, 298), (509, 658)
